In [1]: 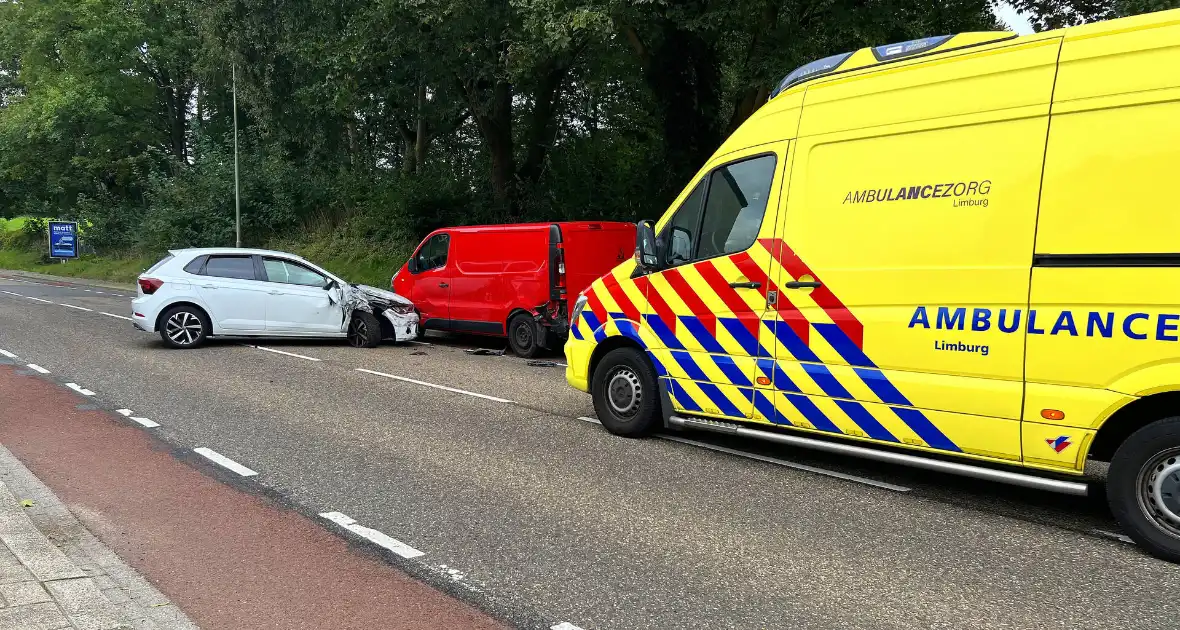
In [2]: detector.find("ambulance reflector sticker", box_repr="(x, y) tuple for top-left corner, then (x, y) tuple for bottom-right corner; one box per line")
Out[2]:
(1046, 436), (1072, 453)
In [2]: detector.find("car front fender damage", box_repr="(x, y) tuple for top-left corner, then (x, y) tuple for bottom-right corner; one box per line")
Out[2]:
(339, 284), (419, 342)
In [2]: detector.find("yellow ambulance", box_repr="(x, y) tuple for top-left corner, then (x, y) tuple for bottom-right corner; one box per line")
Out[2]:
(565, 9), (1180, 561)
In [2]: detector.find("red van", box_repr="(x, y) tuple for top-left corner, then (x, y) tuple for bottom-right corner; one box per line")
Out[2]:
(392, 222), (636, 357)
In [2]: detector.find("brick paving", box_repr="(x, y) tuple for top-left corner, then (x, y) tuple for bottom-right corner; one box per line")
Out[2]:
(0, 444), (198, 630)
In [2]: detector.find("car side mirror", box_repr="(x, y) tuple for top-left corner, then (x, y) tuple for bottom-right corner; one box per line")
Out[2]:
(634, 220), (659, 271)
(323, 279), (337, 291)
(407, 257), (418, 273)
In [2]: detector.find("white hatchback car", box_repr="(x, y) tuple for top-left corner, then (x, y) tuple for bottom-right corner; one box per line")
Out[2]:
(132, 248), (418, 349)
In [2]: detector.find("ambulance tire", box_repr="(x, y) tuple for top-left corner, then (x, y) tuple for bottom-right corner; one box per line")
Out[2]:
(592, 347), (660, 438)
(1108, 416), (1180, 562)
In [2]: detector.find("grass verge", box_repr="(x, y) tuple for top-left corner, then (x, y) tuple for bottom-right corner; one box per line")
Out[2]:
(0, 249), (155, 284)
(0, 233), (412, 288)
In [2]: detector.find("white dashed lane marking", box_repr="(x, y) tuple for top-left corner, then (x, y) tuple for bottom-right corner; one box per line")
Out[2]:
(320, 512), (425, 559)
(552, 623), (586, 630)
(65, 383), (97, 396)
(116, 409), (160, 428)
(60, 303), (93, 312)
(24, 296), (52, 304)
(193, 448), (258, 477)
(247, 345), (322, 362)
(25, 364), (50, 374)
(0, 290), (21, 296)
(0, 349), (17, 359)
(100, 312), (133, 321)
(356, 368), (515, 404)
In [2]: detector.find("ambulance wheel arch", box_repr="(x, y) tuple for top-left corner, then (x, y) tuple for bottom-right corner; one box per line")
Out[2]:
(1088, 391), (1180, 462)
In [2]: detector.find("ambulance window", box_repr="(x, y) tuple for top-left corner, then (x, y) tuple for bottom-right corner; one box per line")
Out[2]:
(663, 181), (706, 267)
(696, 155), (776, 260)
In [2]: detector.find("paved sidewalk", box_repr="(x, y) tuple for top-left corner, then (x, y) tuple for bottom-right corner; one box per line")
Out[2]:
(0, 444), (198, 630)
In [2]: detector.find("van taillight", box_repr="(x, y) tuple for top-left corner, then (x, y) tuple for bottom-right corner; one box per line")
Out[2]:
(138, 278), (163, 295)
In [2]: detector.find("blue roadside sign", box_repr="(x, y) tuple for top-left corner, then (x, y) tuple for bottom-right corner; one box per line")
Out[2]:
(48, 221), (79, 259)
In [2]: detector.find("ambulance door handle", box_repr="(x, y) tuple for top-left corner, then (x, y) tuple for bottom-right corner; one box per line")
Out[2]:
(728, 281), (761, 289)
(785, 281), (822, 289)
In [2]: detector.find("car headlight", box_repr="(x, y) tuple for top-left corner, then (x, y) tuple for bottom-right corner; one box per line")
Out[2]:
(387, 303), (414, 315)
(570, 294), (589, 324)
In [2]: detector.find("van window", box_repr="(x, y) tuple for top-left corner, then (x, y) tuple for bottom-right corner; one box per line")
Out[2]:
(415, 233), (450, 272)
(697, 155), (776, 260)
(663, 182), (706, 267)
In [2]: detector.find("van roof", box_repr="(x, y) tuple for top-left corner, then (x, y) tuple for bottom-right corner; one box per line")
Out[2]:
(769, 9), (1180, 99)
(437, 221), (634, 234)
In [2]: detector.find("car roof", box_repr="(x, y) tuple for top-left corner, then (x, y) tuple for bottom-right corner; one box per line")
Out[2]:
(167, 247), (309, 261)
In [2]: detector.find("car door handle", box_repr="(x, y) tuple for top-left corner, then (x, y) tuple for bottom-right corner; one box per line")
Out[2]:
(728, 281), (761, 290)
(785, 281), (822, 289)
(438, 282), (449, 288)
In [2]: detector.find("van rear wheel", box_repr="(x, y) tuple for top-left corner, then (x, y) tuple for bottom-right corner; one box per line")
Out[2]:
(1108, 416), (1180, 562)
(508, 313), (540, 358)
(591, 347), (660, 437)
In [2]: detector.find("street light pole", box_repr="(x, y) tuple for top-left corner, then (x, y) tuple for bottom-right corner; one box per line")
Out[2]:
(232, 61), (241, 248)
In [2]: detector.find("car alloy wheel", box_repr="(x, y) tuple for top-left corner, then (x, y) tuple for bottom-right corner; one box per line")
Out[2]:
(348, 317), (371, 348)
(165, 311), (203, 347)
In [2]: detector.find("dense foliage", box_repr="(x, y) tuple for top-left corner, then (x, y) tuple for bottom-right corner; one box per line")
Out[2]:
(0, 0), (1172, 256)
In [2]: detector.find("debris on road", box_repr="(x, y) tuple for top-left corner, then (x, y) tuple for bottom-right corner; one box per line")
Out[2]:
(410, 350), (428, 356)
(526, 360), (561, 368)
(465, 348), (504, 356)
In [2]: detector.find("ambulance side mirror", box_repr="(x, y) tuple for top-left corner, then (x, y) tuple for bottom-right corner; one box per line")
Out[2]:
(635, 220), (659, 272)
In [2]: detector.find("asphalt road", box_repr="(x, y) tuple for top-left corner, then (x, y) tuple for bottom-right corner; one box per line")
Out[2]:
(1, 270), (1178, 629)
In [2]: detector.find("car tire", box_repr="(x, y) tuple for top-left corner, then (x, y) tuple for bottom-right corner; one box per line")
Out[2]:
(158, 305), (210, 349)
(347, 310), (382, 348)
(1108, 416), (1180, 562)
(508, 312), (540, 358)
(591, 346), (661, 438)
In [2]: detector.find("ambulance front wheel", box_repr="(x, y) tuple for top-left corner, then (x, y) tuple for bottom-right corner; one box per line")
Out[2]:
(592, 347), (660, 437)
(1108, 416), (1180, 563)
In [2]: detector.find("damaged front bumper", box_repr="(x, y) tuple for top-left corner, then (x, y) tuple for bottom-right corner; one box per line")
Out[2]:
(380, 309), (419, 342)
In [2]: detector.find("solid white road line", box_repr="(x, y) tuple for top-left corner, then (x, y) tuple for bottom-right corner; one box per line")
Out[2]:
(24, 296), (52, 303)
(355, 368), (515, 404)
(60, 303), (93, 312)
(658, 434), (912, 492)
(25, 364), (50, 374)
(248, 345), (322, 362)
(65, 383), (97, 396)
(100, 312), (133, 321)
(552, 623), (586, 630)
(116, 408), (159, 428)
(193, 447), (258, 477)
(319, 512), (425, 559)
(0, 349), (17, 359)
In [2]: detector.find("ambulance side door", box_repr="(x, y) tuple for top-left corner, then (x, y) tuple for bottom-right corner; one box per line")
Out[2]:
(762, 37), (1061, 461)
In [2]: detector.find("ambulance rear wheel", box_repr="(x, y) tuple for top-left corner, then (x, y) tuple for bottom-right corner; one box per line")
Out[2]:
(1108, 416), (1180, 562)
(592, 347), (660, 438)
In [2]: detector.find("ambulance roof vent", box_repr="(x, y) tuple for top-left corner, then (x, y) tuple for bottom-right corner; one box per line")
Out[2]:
(769, 51), (853, 98)
(871, 35), (953, 61)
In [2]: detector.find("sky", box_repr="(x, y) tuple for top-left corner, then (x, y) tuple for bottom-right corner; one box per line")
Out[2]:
(992, 1), (1036, 34)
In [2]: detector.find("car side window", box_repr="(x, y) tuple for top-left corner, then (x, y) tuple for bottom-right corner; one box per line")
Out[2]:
(660, 182), (706, 268)
(696, 156), (776, 260)
(263, 258), (327, 287)
(414, 234), (450, 273)
(204, 255), (256, 280)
